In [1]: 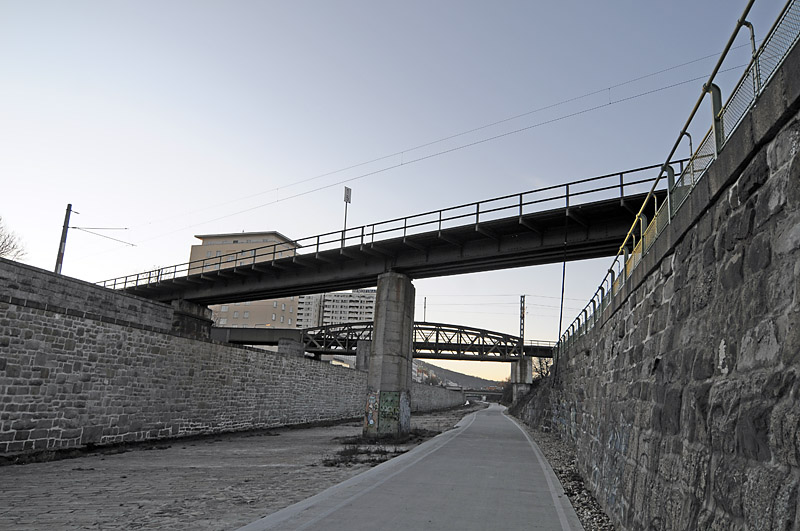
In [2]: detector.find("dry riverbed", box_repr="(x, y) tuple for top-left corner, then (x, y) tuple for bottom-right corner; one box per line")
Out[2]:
(0, 403), (486, 531)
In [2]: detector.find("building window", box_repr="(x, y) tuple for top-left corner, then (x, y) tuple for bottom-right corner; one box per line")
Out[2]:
(288, 318), (292, 325)
(216, 251), (222, 257)
(281, 303), (286, 311)
(233, 311), (239, 318)
(220, 305), (229, 312)
(280, 316), (285, 323)
(243, 311), (250, 319)
(289, 306), (293, 313)
(206, 251), (212, 258)
(272, 313), (276, 321)
(273, 301), (278, 308)
(219, 318), (227, 325)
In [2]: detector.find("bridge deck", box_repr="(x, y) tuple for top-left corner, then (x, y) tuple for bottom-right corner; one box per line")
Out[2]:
(120, 190), (665, 305)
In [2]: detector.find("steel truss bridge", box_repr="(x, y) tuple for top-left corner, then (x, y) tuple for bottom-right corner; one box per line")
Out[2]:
(99, 161), (686, 305)
(212, 321), (554, 361)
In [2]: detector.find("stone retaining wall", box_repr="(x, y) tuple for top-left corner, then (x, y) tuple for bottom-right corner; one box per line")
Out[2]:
(411, 382), (465, 412)
(513, 43), (800, 531)
(0, 260), (462, 456)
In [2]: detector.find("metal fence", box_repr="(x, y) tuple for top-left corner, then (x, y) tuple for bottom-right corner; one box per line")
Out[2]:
(556, 0), (800, 355)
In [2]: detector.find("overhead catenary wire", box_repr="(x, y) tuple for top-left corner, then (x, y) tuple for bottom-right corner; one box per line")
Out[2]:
(127, 44), (756, 232)
(127, 64), (748, 246)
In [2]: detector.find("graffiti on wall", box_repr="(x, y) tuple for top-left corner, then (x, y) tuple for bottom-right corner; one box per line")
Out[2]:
(364, 390), (379, 432)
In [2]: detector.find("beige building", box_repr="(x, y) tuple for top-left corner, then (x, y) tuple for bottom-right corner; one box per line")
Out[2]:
(188, 231), (298, 328)
(188, 231), (376, 330)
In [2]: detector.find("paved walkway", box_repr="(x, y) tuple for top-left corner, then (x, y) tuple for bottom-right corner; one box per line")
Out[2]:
(240, 404), (584, 531)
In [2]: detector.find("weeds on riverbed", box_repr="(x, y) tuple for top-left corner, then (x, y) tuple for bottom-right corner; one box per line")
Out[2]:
(323, 443), (406, 467)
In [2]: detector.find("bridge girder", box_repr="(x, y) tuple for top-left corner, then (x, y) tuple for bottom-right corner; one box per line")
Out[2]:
(213, 321), (555, 361)
(119, 191), (665, 305)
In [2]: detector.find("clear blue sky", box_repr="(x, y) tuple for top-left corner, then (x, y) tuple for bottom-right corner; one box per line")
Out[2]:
(0, 1), (783, 380)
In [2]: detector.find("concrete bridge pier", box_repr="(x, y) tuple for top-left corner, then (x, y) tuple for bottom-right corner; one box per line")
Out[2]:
(355, 340), (371, 371)
(511, 355), (533, 403)
(363, 272), (415, 439)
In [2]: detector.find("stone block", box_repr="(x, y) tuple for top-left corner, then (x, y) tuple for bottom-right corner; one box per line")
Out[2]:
(735, 405), (772, 461)
(745, 232), (772, 274)
(718, 252), (743, 291)
(738, 319), (780, 371)
(767, 113), (800, 172)
(742, 468), (797, 531)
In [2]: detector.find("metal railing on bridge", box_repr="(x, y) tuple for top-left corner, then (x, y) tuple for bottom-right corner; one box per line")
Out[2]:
(556, 0), (800, 356)
(98, 160), (685, 290)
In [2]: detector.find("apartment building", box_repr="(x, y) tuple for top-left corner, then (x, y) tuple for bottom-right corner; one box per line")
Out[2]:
(296, 289), (376, 328)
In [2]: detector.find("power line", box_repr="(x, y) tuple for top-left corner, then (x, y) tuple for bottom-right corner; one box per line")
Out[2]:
(129, 45), (752, 231)
(133, 64), (746, 245)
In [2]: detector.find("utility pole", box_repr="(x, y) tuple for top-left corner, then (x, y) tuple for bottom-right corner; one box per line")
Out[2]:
(519, 295), (526, 352)
(54, 204), (73, 274)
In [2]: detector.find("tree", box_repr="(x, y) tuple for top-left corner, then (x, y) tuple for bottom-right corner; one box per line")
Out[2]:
(0, 216), (25, 260)
(533, 357), (552, 379)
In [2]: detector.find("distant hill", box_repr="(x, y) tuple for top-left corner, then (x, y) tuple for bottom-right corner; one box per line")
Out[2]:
(416, 360), (501, 390)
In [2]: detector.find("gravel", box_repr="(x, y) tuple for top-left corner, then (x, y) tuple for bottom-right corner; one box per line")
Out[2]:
(516, 422), (616, 531)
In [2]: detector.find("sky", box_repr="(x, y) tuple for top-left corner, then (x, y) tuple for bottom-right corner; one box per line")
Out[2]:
(0, 1), (785, 380)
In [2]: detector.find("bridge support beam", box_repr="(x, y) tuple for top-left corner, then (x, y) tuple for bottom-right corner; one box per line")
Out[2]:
(363, 272), (415, 439)
(511, 355), (533, 403)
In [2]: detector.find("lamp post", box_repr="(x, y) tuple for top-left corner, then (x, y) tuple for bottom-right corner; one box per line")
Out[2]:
(342, 186), (352, 248)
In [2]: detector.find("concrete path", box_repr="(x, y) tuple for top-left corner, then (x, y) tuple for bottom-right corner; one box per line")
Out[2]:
(239, 404), (583, 531)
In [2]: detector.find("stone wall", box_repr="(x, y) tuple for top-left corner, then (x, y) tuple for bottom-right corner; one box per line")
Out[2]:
(410, 382), (465, 412)
(0, 261), (462, 456)
(513, 41), (800, 531)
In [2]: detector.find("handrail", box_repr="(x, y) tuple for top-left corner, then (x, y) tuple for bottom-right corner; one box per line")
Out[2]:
(98, 160), (683, 290)
(557, 0), (800, 354)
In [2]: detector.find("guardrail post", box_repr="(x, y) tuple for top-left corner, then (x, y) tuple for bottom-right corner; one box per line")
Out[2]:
(665, 164), (675, 217)
(623, 246), (630, 284)
(743, 20), (760, 93)
(709, 83), (724, 156)
(640, 214), (648, 245)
